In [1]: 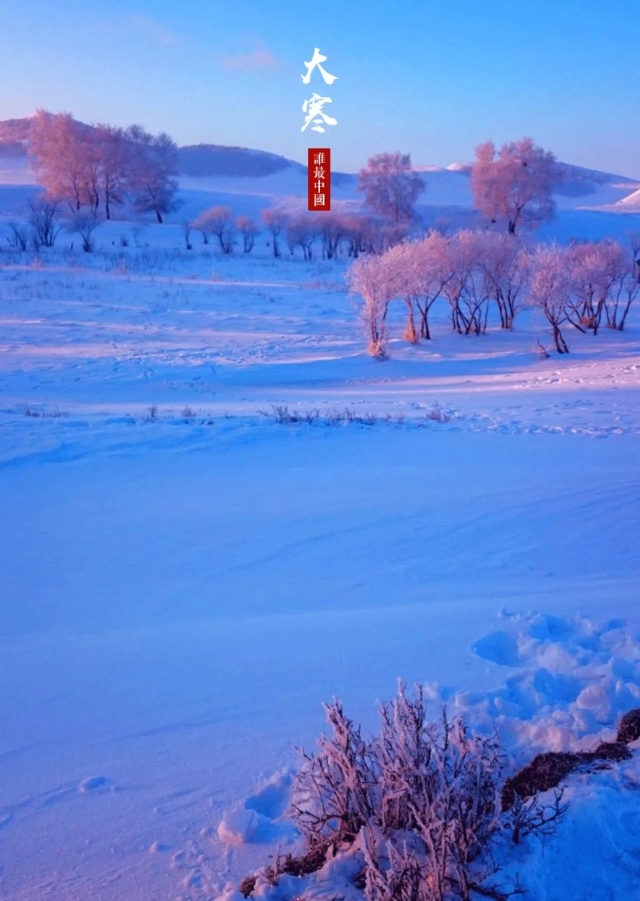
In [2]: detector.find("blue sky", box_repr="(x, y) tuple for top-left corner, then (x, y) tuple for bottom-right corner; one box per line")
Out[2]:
(1, 0), (638, 176)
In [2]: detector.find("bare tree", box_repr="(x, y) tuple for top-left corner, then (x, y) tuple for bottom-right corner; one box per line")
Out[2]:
(606, 243), (640, 330)
(68, 212), (101, 252)
(28, 197), (62, 248)
(471, 138), (558, 235)
(357, 152), (425, 225)
(6, 221), (29, 251)
(261, 208), (289, 258)
(182, 219), (193, 250)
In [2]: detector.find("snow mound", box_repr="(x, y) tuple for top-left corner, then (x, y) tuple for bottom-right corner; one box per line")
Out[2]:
(78, 775), (112, 793)
(218, 771), (298, 846)
(448, 611), (640, 759)
(616, 187), (640, 210)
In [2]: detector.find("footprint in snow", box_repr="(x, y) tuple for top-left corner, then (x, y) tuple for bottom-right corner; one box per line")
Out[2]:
(79, 775), (112, 793)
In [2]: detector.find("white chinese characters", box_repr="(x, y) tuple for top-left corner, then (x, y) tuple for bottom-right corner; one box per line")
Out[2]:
(301, 48), (338, 134)
(300, 48), (338, 85)
(302, 94), (337, 134)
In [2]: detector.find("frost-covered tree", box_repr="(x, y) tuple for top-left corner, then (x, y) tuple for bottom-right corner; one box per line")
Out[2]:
(194, 206), (234, 253)
(236, 216), (261, 254)
(567, 239), (626, 334)
(341, 214), (378, 258)
(29, 110), (95, 212)
(414, 231), (455, 338)
(478, 232), (530, 329)
(94, 124), (130, 219)
(126, 125), (180, 223)
(384, 231), (452, 341)
(529, 243), (573, 353)
(315, 211), (344, 259)
(285, 215), (317, 260)
(29, 112), (183, 221)
(347, 252), (399, 358)
(357, 152), (425, 225)
(471, 138), (558, 235)
(438, 231), (494, 335)
(261, 208), (289, 258)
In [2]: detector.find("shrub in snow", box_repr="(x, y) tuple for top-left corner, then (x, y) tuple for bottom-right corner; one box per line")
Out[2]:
(275, 684), (566, 901)
(6, 221), (29, 252)
(28, 196), (62, 249)
(290, 698), (377, 850)
(68, 212), (101, 253)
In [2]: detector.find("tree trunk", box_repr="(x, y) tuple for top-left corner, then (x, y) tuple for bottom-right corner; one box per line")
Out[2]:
(552, 322), (569, 353)
(619, 299), (633, 330)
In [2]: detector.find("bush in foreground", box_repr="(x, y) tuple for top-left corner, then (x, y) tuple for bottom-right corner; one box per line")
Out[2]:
(242, 684), (568, 901)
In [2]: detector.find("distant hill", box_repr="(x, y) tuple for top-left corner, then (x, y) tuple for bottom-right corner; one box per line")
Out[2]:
(179, 144), (304, 178)
(0, 118), (352, 183)
(0, 118), (32, 157)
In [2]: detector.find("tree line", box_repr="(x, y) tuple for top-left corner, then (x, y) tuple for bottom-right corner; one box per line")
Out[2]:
(11, 116), (640, 359)
(183, 204), (418, 259)
(347, 229), (640, 357)
(28, 110), (180, 222)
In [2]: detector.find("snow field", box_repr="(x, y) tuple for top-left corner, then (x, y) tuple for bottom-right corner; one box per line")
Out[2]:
(1, 222), (640, 899)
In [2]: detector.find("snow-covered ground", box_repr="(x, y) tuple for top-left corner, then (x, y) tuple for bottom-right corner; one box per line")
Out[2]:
(1, 212), (640, 900)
